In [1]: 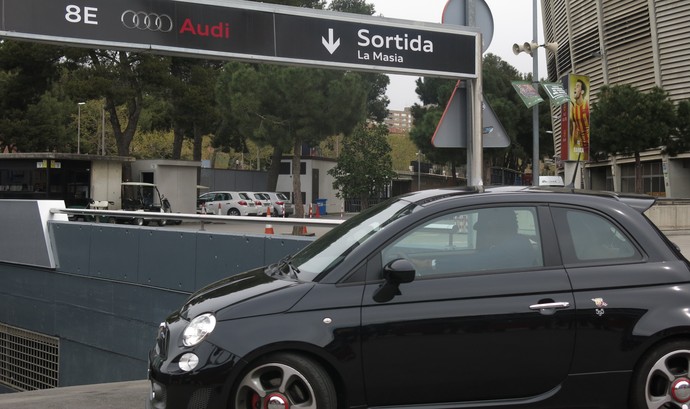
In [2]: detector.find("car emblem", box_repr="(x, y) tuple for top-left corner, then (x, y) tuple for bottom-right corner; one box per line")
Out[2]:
(121, 10), (174, 32)
(592, 298), (608, 316)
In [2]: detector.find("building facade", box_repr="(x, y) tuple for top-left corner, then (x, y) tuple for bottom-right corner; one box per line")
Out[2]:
(385, 107), (413, 133)
(541, 0), (690, 196)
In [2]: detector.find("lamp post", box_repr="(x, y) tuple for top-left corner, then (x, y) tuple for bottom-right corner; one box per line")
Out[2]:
(77, 102), (85, 154)
(512, 0), (558, 186)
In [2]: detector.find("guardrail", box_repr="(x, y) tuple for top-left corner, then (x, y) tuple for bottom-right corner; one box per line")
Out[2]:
(49, 207), (346, 228)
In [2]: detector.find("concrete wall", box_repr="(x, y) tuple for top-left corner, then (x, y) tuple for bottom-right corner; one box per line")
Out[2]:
(645, 199), (690, 231)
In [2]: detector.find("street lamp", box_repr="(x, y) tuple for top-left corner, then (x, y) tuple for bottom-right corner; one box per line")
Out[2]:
(512, 0), (558, 186)
(416, 151), (421, 191)
(77, 102), (86, 154)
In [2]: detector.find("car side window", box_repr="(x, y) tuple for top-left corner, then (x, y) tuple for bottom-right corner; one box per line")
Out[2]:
(554, 208), (639, 264)
(381, 206), (543, 277)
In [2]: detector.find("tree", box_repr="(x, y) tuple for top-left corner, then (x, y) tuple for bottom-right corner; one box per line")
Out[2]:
(216, 63), (368, 229)
(328, 123), (396, 209)
(591, 85), (676, 193)
(167, 58), (222, 161)
(65, 49), (170, 179)
(0, 41), (69, 152)
(667, 99), (690, 156)
(409, 54), (554, 185)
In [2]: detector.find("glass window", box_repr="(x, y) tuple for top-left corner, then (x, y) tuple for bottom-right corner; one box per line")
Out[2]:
(555, 208), (640, 264)
(381, 206), (543, 277)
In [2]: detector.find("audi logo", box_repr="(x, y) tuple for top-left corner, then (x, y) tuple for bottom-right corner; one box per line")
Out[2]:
(121, 10), (173, 32)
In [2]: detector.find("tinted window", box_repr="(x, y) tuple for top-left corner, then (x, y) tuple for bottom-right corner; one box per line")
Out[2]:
(381, 206), (543, 277)
(554, 208), (639, 264)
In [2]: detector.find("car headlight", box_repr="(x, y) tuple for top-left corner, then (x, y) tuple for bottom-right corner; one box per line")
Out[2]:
(182, 313), (216, 347)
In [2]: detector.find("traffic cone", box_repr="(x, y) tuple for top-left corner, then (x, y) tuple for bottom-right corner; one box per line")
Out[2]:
(309, 203), (313, 218)
(264, 210), (274, 234)
(217, 203), (222, 215)
(301, 225), (308, 235)
(314, 203), (321, 218)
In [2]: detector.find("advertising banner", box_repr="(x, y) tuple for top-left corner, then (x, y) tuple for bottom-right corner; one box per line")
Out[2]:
(561, 74), (590, 161)
(540, 82), (569, 106)
(511, 81), (543, 108)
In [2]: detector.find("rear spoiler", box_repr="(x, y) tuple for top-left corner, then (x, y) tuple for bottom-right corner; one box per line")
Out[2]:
(617, 194), (656, 213)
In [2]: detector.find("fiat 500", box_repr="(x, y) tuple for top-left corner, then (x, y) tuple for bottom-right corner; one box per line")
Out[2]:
(148, 186), (690, 409)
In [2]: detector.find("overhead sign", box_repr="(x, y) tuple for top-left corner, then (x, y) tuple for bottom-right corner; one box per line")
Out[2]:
(0, 0), (478, 78)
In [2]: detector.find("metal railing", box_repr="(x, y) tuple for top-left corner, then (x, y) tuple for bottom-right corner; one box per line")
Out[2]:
(49, 208), (346, 229)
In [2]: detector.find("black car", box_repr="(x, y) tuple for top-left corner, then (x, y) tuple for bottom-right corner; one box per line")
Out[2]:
(147, 186), (690, 409)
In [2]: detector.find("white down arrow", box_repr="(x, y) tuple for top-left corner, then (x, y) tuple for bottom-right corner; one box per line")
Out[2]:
(322, 28), (341, 54)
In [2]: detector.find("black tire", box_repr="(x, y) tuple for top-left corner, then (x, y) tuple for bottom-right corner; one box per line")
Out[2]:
(134, 217), (144, 226)
(157, 219), (167, 226)
(228, 208), (241, 216)
(630, 340), (690, 408)
(233, 353), (336, 409)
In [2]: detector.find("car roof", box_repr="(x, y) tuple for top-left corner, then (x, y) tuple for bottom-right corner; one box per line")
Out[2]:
(401, 185), (656, 213)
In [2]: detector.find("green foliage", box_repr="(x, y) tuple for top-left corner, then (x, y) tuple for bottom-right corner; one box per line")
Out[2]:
(671, 100), (690, 155)
(0, 41), (68, 151)
(591, 85), (675, 157)
(408, 53), (546, 183)
(328, 123), (396, 208)
(328, 0), (375, 14)
(591, 84), (677, 193)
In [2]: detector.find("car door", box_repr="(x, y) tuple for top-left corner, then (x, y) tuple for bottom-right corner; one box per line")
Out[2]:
(360, 205), (575, 406)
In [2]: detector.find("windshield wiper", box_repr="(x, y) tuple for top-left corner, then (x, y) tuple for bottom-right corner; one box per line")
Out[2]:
(265, 254), (299, 278)
(283, 259), (300, 278)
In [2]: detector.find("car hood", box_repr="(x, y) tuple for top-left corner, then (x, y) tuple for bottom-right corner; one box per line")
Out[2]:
(179, 268), (314, 321)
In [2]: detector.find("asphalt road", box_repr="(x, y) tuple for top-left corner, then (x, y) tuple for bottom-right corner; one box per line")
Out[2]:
(1, 229), (690, 409)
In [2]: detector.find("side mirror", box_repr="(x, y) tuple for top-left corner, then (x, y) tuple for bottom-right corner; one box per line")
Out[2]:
(383, 258), (416, 284)
(373, 258), (416, 303)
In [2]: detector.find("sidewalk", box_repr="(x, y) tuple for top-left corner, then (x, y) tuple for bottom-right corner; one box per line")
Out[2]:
(0, 380), (148, 409)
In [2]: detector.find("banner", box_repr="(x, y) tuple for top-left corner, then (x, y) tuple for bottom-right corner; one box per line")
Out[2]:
(511, 81), (544, 108)
(561, 74), (590, 161)
(540, 82), (569, 106)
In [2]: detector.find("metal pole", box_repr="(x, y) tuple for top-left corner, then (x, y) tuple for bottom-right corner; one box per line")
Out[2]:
(531, 0), (539, 186)
(77, 102), (85, 154)
(101, 105), (105, 155)
(417, 151), (421, 191)
(77, 104), (81, 154)
(471, 33), (483, 186)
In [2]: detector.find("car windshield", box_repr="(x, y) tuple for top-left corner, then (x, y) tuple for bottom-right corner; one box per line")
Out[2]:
(288, 198), (417, 281)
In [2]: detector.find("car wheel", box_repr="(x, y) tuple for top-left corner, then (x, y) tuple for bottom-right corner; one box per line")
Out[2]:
(157, 219), (167, 226)
(630, 340), (690, 408)
(134, 217), (144, 226)
(233, 353), (336, 409)
(228, 208), (241, 216)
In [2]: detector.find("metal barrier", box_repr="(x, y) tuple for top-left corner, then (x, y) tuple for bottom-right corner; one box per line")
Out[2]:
(50, 207), (345, 229)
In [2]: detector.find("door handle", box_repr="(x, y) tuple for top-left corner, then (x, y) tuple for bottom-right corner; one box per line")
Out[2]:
(529, 302), (570, 310)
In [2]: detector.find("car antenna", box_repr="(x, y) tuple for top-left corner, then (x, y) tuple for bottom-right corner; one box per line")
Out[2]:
(565, 152), (582, 189)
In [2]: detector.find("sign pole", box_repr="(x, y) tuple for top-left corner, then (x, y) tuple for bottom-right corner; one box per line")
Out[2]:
(470, 33), (483, 186)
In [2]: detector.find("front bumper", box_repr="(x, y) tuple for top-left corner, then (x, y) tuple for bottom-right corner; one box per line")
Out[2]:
(147, 321), (242, 409)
